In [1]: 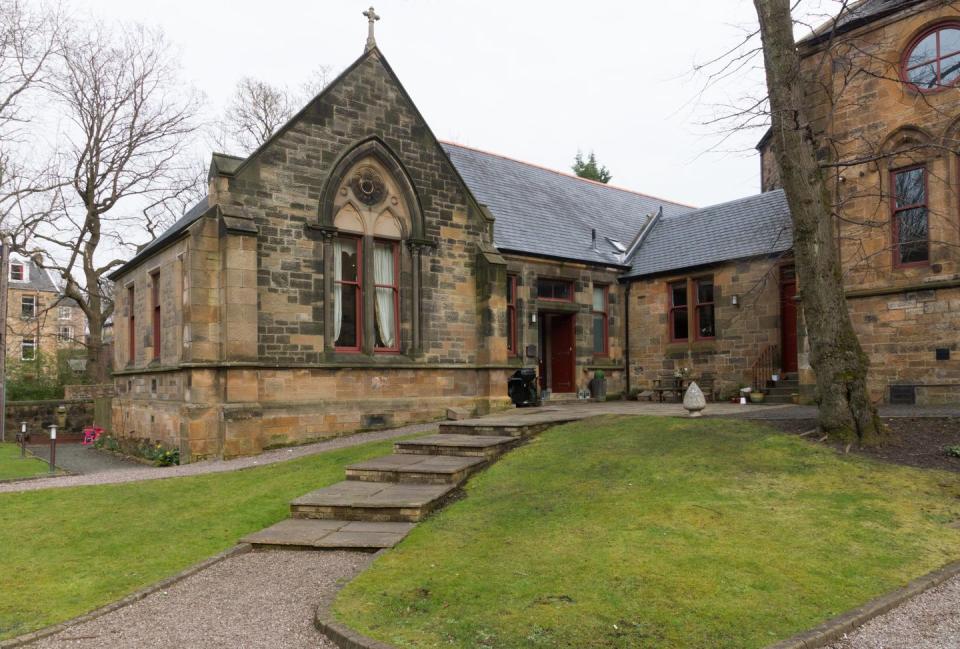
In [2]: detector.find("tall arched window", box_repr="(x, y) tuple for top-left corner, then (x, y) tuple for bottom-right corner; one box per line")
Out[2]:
(328, 156), (411, 354)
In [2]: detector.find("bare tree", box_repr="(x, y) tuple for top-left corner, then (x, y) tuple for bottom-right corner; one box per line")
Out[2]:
(750, 0), (882, 444)
(29, 21), (202, 382)
(0, 0), (61, 243)
(211, 66), (332, 155)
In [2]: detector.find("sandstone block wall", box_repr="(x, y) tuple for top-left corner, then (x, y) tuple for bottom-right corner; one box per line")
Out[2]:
(628, 256), (785, 398)
(848, 286), (960, 403)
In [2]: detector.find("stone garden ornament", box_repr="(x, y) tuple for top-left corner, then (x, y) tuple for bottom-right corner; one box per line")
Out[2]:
(683, 381), (706, 417)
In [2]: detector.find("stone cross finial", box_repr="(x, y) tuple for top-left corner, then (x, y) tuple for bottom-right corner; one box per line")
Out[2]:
(363, 6), (380, 52)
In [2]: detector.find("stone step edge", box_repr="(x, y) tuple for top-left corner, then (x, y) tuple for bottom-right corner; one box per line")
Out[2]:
(345, 465), (483, 485)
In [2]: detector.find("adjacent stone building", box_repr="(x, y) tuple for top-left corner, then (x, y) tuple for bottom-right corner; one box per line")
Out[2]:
(110, 0), (959, 461)
(755, 0), (960, 403)
(4, 254), (87, 373)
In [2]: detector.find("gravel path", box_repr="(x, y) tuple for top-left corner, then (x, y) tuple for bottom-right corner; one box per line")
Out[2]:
(0, 422), (438, 494)
(27, 550), (368, 649)
(825, 575), (960, 649)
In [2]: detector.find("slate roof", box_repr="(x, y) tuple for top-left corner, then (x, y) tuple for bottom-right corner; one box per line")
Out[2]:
(8, 255), (59, 293)
(111, 196), (209, 278)
(441, 142), (695, 267)
(624, 189), (792, 278)
(802, 0), (923, 45)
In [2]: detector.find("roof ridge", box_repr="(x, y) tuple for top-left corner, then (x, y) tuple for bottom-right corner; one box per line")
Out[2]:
(666, 188), (784, 218)
(440, 140), (697, 209)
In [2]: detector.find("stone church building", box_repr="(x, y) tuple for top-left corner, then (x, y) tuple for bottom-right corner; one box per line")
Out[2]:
(111, 0), (959, 461)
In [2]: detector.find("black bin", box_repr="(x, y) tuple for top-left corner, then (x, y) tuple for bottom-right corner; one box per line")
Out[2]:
(508, 368), (540, 408)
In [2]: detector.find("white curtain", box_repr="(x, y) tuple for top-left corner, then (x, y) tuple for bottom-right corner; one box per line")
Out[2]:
(374, 244), (396, 348)
(332, 240), (343, 343)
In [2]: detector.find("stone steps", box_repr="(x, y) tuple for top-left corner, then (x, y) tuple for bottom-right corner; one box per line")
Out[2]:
(290, 481), (457, 523)
(241, 518), (414, 550)
(438, 421), (555, 438)
(346, 454), (485, 485)
(763, 395), (796, 404)
(395, 433), (518, 459)
(244, 410), (572, 551)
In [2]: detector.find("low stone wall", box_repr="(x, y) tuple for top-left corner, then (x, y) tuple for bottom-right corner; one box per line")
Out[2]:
(3, 399), (97, 442)
(64, 384), (116, 400)
(112, 366), (514, 463)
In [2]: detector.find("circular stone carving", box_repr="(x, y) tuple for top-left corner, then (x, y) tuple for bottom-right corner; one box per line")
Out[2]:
(350, 167), (386, 206)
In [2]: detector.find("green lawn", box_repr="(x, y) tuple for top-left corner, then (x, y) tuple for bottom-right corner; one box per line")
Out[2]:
(334, 416), (960, 649)
(0, 435), (408, 640)
(0, 443), (50, 481)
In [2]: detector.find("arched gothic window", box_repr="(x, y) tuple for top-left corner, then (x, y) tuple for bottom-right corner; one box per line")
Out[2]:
(330, 157), (411, 354)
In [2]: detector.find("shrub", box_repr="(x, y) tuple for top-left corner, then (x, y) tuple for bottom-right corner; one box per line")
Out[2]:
(93, 434), (179, 466)
(944, 445), (960, 458)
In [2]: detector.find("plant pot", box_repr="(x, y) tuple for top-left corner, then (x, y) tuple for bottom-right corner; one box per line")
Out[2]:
(749, 392), (765, 403)
(589, 378), (607, 401)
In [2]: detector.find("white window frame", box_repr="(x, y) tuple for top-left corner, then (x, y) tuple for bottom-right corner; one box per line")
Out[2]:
(9, 262), (27, 282)
(58, 326), (73, 342)
(21, 295), (36, 319)
(21, 337), (36, 360)
(58, 305), (72, 320)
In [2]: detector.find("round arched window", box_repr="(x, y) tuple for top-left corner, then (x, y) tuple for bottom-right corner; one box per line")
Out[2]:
(902, 23), (960, 91)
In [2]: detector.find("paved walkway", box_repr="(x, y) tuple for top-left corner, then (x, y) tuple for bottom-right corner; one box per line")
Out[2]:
(27, 550), (368, 649)
(26, 443), (142, 475)
(0, 423), (439, 494)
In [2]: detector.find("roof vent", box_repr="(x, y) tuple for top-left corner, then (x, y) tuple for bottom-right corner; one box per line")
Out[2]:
(606, 237), (627, 253)
(591, 228), (598, 251)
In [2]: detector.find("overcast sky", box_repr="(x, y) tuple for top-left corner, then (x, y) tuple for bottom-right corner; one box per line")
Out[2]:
(73, 0), (783, 208)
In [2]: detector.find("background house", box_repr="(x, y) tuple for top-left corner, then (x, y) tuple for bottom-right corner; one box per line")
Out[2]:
(4, 253), (88, 375)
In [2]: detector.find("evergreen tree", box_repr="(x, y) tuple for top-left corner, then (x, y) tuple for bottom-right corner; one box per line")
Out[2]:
(572, 150), (612, 183)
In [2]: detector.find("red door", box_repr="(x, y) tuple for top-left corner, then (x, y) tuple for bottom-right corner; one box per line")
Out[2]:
(780, 276), (798, 373)
(549, 314), (575, 392)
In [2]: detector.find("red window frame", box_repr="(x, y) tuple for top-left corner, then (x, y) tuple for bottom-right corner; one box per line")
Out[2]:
(536, 278), (574, 302)
(890, 165), (930, 268)
(9, 263), (23, 281)
(373, 238), (400, 353)
(151, 271), (161, 359)
(592, 285), (609, 356)
(506, 274), (518, 356)
(694, 277), (716, 341)
(668, 280), (689, 342)
(335, 235), (363, 352)
(127, 285), (135, 363)
(900, 22), (960, 93)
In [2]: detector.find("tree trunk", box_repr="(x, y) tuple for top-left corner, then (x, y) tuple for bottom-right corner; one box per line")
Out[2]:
(752, 0), (882, 445)
(85, 311), (108, 384)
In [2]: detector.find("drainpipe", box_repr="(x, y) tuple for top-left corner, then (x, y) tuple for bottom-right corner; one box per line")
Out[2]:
(624, 281), (631, 396)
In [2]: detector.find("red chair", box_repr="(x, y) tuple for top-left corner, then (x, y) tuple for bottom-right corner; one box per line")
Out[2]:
(82, 427), (104, 446)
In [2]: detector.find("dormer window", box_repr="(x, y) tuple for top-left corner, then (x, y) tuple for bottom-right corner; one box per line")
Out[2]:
(902, 23), (960, 91)
(9, 262), (25, 282)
